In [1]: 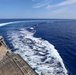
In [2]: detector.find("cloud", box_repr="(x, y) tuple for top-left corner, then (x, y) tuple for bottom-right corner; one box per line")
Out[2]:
(48, 7), (68, 15)
(46, 0), (76, 10)
(32, 0), (76, 19)
(47, 7), (76, 19)
(33, 0), (52, 8)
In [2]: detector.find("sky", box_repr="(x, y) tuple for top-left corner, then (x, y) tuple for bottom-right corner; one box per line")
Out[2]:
(0, 0), (76, 19)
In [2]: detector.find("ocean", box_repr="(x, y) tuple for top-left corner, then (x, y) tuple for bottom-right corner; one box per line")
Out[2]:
(0, 19), (76, 75)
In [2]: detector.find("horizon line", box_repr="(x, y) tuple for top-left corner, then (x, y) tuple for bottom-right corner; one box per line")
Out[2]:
(0, 18), (76, 20)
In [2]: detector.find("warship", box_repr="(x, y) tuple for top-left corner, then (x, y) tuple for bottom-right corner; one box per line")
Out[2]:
(0, 36), (38, 75)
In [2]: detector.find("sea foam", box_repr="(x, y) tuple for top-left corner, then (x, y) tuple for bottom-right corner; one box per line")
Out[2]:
(0, 21), (26, 27)
(7, 27), (68, 75)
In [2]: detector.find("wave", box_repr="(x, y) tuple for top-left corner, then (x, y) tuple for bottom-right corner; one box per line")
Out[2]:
(7, 27), (68, 75)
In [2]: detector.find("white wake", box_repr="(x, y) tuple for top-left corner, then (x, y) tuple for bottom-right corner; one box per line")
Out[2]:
(7, 27), (68, 75)
(0, 21), (26, 27)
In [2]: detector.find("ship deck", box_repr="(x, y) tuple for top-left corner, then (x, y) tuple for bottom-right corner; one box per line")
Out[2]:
(0, 53), (38, 75)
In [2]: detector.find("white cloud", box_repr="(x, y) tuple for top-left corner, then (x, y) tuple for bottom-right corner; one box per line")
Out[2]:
(33, 0), (52, 8)
(47, 7), (76, 19)
(48, 7), (68, 15)
(46, 0), (76, 10)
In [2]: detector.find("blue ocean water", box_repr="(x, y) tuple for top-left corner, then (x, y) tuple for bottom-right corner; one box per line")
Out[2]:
(0, 19), (76, 75)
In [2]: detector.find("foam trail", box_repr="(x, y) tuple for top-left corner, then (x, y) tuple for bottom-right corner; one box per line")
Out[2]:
(7, 27), (68, 75)
(0, 21), (26, 27)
